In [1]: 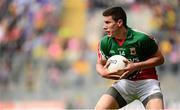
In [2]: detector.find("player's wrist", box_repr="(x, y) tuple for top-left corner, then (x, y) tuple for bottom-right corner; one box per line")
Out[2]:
(134, 62), (142, 70)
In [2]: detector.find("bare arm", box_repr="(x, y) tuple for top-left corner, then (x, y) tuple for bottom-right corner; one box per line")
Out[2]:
(133, 48), (164, 70)
(119, 49), (164, 79)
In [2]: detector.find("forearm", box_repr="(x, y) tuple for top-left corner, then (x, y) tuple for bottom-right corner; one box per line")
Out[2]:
(96, 63), (106, 77)
(96, 63), (120, 80)
(134, 56), (164, 70)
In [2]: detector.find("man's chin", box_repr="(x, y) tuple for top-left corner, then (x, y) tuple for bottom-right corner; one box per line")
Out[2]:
(107, 34), (112, 37)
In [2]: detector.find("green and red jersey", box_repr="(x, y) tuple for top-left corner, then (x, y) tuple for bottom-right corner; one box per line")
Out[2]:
(98, 27), (159, 80)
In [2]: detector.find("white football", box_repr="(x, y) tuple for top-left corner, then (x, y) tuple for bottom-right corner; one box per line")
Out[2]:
(107, 55), (127, 73)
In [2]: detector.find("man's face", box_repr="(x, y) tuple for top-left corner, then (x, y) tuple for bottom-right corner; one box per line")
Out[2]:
(103, 16), (121, 37)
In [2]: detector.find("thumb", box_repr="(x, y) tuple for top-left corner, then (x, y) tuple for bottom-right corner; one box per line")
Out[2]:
(123, 59), (130, 64)
(104, 61), (110, 68)
(120, 70), (129, 79)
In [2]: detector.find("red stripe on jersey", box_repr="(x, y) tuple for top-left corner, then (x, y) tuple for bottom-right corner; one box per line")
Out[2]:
(97, 42), (102, 61)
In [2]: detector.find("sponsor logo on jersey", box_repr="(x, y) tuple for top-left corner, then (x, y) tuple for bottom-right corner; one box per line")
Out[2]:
(110, 50), (116, 54)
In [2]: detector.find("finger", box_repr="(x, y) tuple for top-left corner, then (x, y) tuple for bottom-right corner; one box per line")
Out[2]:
(108, 74), (120, 78)
(103, 72), (120, 78)
(104, 74), (120, 79)
(120, 68), (127, 72)
(108, 70), (118, 75)
(123, 59), (129, 63)
(104, 61), (110, 68)
(108, 76), (120, 80)
(119, 71), (129, 79)
(108, 69), (122, 75)
(107, 75), (121, 80)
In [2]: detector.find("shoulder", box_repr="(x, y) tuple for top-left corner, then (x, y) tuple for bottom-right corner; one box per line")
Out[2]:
(131, 28), (155, 41)
(100, 35), (113, 46)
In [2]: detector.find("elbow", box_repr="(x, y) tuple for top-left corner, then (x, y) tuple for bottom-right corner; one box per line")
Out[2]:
(159, 56), (165, 65)
(96, 70), (106, 78)
(96, 66), (106, 78)
(162, 57), (165, 64)
(96, 63), (108, 78)
(96, 66), (103, 77)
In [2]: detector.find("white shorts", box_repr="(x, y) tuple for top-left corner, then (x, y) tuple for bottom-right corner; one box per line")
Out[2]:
(106, 79), (163, 107)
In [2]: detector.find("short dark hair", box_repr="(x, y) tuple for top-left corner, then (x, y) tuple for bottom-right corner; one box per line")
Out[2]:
(103, 7), (127, 28)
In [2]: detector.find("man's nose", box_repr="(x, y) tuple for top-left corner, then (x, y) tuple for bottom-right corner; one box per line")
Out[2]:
(103, 25), (107, 30)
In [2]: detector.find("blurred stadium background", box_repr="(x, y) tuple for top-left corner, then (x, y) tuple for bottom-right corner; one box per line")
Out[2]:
(0, 0), (180, 109)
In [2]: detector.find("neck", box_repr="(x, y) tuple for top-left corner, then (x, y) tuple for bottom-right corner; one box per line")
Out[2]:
(113, 26), (127, 40)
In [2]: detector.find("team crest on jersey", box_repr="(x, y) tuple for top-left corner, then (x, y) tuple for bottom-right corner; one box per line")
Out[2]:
(130, 47), (136, 55)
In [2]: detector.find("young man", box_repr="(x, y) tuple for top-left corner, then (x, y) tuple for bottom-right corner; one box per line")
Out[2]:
(95, 7), (165, 109)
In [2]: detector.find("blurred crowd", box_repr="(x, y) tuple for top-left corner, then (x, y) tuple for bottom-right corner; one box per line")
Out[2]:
(0, 0), (180, 109)
(0, 0), (65, 90)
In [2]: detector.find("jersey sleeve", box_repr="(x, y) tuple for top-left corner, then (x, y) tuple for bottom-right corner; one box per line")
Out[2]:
(140, 35), (158, 58)
(97, 37), (111, 61)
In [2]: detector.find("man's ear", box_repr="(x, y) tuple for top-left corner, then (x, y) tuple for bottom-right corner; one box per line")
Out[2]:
(117, 19), (123, 27)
